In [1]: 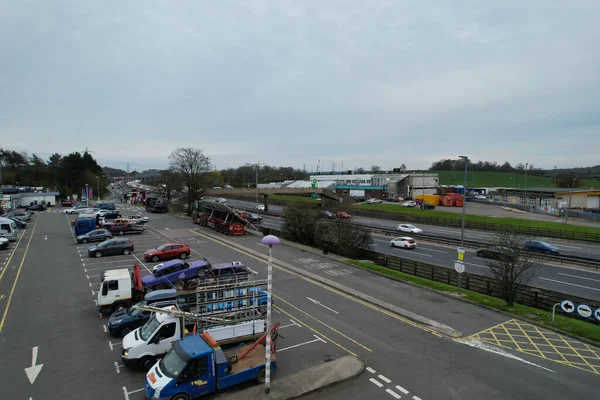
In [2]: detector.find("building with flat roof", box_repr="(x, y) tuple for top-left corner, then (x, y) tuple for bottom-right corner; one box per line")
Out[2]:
(492, 187), (600, 213)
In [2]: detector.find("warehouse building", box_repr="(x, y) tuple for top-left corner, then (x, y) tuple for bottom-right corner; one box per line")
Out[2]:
(493, 187), (600, 213)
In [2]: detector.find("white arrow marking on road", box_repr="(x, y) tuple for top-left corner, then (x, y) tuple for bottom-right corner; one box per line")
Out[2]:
(306, 297), (339, 314)
(44, 235), (47, 241)
(24, 346), (43, 384)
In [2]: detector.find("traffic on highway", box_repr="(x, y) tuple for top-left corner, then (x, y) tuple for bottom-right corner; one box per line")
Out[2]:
(0, 197), (599, 400)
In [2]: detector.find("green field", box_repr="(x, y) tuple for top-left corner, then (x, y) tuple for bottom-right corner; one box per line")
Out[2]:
(427, 170), (598, 189)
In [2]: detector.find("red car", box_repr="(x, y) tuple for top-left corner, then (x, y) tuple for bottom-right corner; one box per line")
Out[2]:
(335, 211), (351, 219)
(144, 243), (191, 262)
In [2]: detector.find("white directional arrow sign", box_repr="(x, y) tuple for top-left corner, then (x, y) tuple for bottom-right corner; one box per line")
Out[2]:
(24, 346), (43, 384)
(306, 297), (339, 314)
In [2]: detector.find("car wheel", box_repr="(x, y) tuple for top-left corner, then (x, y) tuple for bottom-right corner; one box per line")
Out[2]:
(119, 325), (134, 337)
(123, 249), (130, 255)
(119, 231), (124, 236)
(180, 252), (188, 260)
(82, 238), (88, 243)
(140, 356), (157, 371)
(170, 394), (190, 400)
(151, 255), (159, 262)
(256, 368), (266, 384)
(95, 251), (102, 258)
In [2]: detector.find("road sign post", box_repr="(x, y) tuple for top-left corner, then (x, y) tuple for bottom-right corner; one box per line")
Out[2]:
(454, 261), (465, 295)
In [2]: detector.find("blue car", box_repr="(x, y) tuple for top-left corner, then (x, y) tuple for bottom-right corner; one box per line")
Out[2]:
(524, 240), (560, 255)
(142, 259), (210, 290)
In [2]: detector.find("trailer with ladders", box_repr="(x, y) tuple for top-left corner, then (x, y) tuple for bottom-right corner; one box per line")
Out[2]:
(192, 200), (247, 235)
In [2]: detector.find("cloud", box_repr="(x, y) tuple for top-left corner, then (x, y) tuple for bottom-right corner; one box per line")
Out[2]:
(1, 0), (599, 172)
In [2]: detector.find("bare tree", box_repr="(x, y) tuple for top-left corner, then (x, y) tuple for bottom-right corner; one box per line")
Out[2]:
(484, 229), (537, 306)
(169, 148), (211, 214)
(160, 168), (182, 201)
(371, 165), (381, 173)
(282, 202), (320, 245)
(317, 219), (373, 258)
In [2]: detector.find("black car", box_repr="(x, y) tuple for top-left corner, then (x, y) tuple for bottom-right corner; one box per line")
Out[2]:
(420, 202), (435, 210)
(245, 214), (263, 223)
(26, 204), (47, 211)
(103, 210), (122, 220)
(7, 216), (27, 229)
(476, 246), (515, 261)
(88, 238), (134, 258)
(320, 210), (335, 219)
(77, 229), (113, 244)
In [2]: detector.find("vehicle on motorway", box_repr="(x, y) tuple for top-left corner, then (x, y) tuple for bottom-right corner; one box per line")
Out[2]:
(385, 196), (404, 202)
(320, 210), (335, 219)
(402, 201), (417, 207)
(244, 213), (263, 223)
(88, 238), (134, 258)
(6, 216), (28, 229)
(107, 289), (178, 337)
(336, 211), (351, 219)
(366, 198), (383, 204)
(142, 259), (211, 290)
(390, 237), (417, 249)
(215, 197), (227, 203)
(128, 215), (150, 224)
(143, 329), (275, 398)
(7, 211), (31, 221)
(193, 200), (247, 236)
(123, 305), (266, 370)
(144, 243), (191, 262)
(25, 203), (47, 211)
(0, 237), (9, 250)
(476, 246), (515, 261)
(397, 224), (423, 234)
(474, 195), (487, 200)
(524, 240), (560, 255)
(420, 202), (435, 210)
(256, 204), (265, 211)
(0, 217), (20, 241)
(76, 228), (113, 244)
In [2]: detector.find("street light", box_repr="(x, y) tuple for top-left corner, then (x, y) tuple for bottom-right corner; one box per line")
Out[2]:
(260, 234), (280, 393)
(564, 178), (577, 224)
(524, 162), (528, 212)
(457, 156), (468, 295)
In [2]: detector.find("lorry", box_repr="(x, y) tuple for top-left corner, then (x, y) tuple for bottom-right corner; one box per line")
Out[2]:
(146, 195), (167, 213)
(192, 201), (247, 236)
(122, 305), (267, 369)
(74, 217), (97, 236)
(144, 328), (277, 399)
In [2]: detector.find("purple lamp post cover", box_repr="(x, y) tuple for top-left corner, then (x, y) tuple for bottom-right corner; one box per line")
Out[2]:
(261, 235), (280, 246)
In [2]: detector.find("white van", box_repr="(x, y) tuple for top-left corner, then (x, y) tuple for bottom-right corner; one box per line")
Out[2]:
(0, 217), (20, 241)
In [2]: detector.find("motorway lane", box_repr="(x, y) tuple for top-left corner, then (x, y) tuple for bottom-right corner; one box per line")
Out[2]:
(144, 213), (600, 399)
(224, 198), (600, 259)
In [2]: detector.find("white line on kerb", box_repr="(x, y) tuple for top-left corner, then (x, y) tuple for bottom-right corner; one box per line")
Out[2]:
(386, 388), (402, 399)
(396, 385), (410, 394)
(378, 374), (392, 383)
(366, 367), (376, 373)
(369, 378), (383, 388)
(413, 396), (422, 400)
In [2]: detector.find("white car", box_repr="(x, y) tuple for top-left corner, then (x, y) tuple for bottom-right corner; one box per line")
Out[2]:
(402, 201), (417, 208)
(0, 237), (9, 250)
(256, 204), (265, 211)
(366, 198), (383, 204)
(397, 224), (423, 234)
(475, 195), (487, 200)
(95, 209), (109, 217)
(215, 198), (227, 203)
(390, 237), (417, 249)
(128, 215), (149, 224)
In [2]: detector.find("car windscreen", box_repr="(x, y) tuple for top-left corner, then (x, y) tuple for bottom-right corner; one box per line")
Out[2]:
(159, 343), (188, 378)
(129, 301), (148, 316)
(156, 244), (166, 251)
(140, 315), (161, 341)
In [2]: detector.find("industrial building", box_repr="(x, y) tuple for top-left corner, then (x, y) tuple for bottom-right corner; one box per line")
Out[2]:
(493, 188), (600, 213)
(1, 190), (60, 209)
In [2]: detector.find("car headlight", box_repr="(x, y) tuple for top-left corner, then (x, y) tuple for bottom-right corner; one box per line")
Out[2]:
(123, 349), (129, 357)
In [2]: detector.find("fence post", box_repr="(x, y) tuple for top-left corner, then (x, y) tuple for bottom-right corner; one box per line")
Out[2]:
(486, 280), (491, 295)
(465, 275), (470, 290)
(431, 268), (434, 280)
(534, 291), (538, 308)
(447, 271), (450, 284)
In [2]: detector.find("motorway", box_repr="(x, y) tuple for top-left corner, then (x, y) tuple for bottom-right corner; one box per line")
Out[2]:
(223, 199), (600, 302)
(0, 203), (599, 399)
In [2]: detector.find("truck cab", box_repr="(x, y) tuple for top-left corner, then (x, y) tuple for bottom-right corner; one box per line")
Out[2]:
(74, 217), (96, 236)
(144, 332), (274, 399)
(97, 265), (144, 314)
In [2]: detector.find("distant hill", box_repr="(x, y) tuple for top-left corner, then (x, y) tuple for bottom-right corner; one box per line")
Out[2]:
(432, 171), (599, 189)
(102, 166), (128, 177)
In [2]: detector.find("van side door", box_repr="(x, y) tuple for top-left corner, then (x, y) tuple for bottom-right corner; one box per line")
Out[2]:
(148, 322), (178, 357)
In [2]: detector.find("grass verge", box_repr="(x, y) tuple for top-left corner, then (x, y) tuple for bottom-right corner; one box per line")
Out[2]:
(352, 203), (600, 235)
(347, 260), (600, 344)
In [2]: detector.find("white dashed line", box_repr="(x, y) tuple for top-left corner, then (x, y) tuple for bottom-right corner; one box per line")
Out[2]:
(386, 388), (402, 399)
(396, 385), (409, 395)
(413, 396), (422, 400)
(366, 367), (376, 373)
(378, 374), (391, 383)
(370, 378), (383, 388)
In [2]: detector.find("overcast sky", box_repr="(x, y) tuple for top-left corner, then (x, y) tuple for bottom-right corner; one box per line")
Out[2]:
(1, 1), (599, 172)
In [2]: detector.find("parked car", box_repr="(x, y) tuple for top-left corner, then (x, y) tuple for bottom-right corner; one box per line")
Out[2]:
(336, 211), (351, 219)
(420, 202), (435, 210)
(397, 224), (423, 234)
(144, 243), (191, 262)
(474, 195), (487, 200)
(256, 204), (265, 211)
(320, 210), (335, 219)
(103, 210), (122, 220)
(96, 209), (110, 217)
(128, 215), (149, 224)
(390, 237), (417, 249)
(476, 246), (515, 261)
(0, 237), (9, 250)
(385, 196), (403, 202)
(142, 259), (211, 290)
(88, 238), (134, 258)
(7, 216), (28, 229)
(402, 201), (417, 208)
(524, 240), (560, 255)
(26, 204), (47, 211)
(366, 198), (383, 204)
(76, 229), (113, 244)
(244, 214), (263, 223)
(7, 211), (31, 221)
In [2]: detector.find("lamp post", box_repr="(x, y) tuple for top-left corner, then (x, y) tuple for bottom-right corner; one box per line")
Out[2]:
(256, 163), (259, 206)
(457, 156), (468, 295)
(524, 162), (528, 211)
(260, 234), (280, 393)
(564, 178), (577, 225)
(85, 183), (89, 207)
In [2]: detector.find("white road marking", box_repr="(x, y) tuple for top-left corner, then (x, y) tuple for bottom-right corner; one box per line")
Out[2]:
(114, 361), (122, 374)
(378, 374), (391, 383)
(277, 335), (326, 352)
(413, 396), (422, 400)
(386, 388), (402, 399)
(409, 251), (432, 257)
(91, 289), (95, 296)
(103, 325), (107, 333)
(279, 319), (302, 329)
(458, 338), (555, 372)
(539, 277), (600, 292)
(396, 385), (409, 394)
(369, 378), (383, 387)
(366, 367), (376, 374)
(419, 247), (448, 253)
(558, 272), (600, 283)
(466, 261), (490, 269)
(24, 346), (44, 384)
(108, 341), (121, 351)
(131, 253), (153, 274)
(246, 267), (259, 275)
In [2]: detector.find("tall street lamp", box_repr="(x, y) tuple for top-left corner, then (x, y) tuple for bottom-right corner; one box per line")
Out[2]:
(457, 156), (469, 295)
(524, 162), (528, 212)
(564, 178), (577, 224)
(261, 234), (280, 393)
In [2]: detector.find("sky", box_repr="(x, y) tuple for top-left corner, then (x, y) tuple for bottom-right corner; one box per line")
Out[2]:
(1, 1), (599, 173)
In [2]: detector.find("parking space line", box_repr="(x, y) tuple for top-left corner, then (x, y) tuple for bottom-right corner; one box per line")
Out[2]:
(386, 388), (402, 399)
(369, 378), (383, 387)
(278, 335), (326, 352)
(109, 340), (121, 350)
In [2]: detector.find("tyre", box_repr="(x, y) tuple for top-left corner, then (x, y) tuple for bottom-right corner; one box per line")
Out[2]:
(123, 249), (130, 255)
(180, 252), (188, 260)
(152, 255), (160, 262)
(119, 325), (134, 337)
(140, 356), (157, 371)
(82, 238), (88, 243)
(197, 269), (204, 278)
(119, 231), (124, 236)
(170, 394), (190, 400)
(256, 368), (266, 384)
(95, 251), (103, 258)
